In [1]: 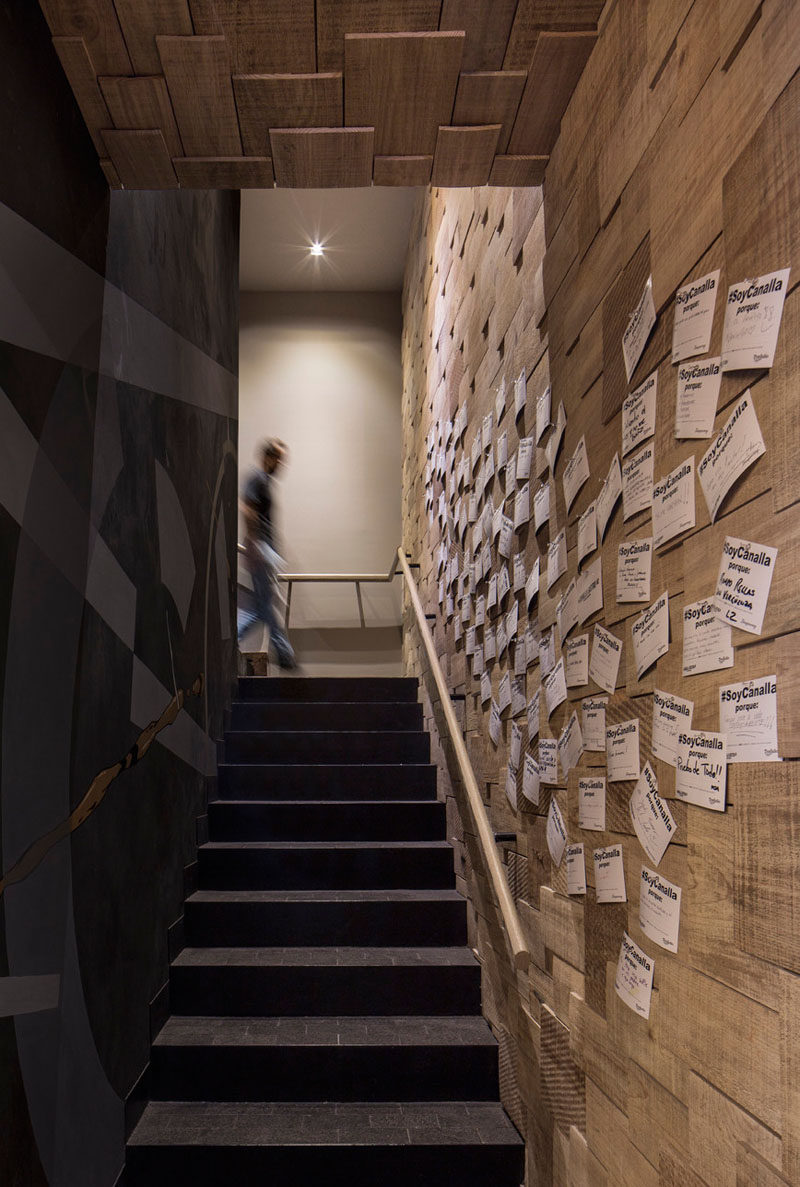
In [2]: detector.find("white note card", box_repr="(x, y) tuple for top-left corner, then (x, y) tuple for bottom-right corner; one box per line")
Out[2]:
(539, 737), (559, 785)
(536, 385), (551, 443)
(672, 269), (720, 363)
(498, 672), (512, 713)
(577, 501), (597, 565)
(581, 697), (608, 753)
(597, 453), (622, 542)
(622, 275), (657, 382)
(719, 676), (780, 763)
(514, 368), (527, 418)
(545, 400), (567, 472)
(546, 529), (568, 590)
(539, 627), (556, 677)
(579, 775), (606, 831)
(589, 624), (623, 695)
(676, 730), (727, 811)
(652, 457), (695, 549)
(565, 633), (589, 687)
(629, 762), (675, 866)
(652, 688), (694, 767)
(547, 796), (568, 867)
(489, 698), (501, 746)
(526, 557), (540, 610)
(577, 555), (604, 623)
(675, 357), (722, 439)
(622, 443), (654, 521)
(594, 844), (627, 903)
(544, 658), (568, 716)
(527, 688), (541, 739)
(523, 751), (540, 804)
(563, 436), (591, 512)
(615, 932), (654, 1018)
(558, 710), (584, 775)
(682, 599), (734, 676)
(566, 844), (587, 896)
(698, 391), (765, 522)
(631, 590), (670, 679)
(721, 268), (790, 371)
(534, 482), (551, 531)
(606, 718), (639, 782)
(505, 765), (517, 810)
(617, 538), (653, 603)
(557, 579), (579, 641)
(517, 436), (533, 480)
(713, 536), (777, 635)
(639, 866), (682, 953)
(622, 369), (658, 457)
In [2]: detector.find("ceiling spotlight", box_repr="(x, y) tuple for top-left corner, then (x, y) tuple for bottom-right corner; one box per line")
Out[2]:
(309, 241), (324, 256)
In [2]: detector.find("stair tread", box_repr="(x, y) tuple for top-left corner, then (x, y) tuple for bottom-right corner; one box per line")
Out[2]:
(173, 947), (479, 968)
(188, 889), (463, 903)
(154, 1015), (496, 1047)
(129, 1100), (522, 1147)
(200, 840), (451, 851)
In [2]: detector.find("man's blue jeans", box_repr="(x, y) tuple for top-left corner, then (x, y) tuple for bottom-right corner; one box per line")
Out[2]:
(237, 539), (295, 667)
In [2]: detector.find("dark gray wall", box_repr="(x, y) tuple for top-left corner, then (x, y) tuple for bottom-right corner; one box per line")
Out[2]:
(0, 3), (240, 1183)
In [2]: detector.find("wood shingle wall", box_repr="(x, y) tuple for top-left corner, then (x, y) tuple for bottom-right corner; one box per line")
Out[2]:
(400, 2), (800, 1183)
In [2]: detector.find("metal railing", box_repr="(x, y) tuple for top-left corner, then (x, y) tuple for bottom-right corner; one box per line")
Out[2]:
(237, 541), (530, 970)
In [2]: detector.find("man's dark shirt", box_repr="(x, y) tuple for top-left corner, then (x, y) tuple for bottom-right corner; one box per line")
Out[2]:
(244, 469), (274, 546)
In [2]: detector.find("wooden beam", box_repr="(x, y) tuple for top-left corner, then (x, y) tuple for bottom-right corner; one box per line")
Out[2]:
(453, 70), (527, 153)
(316, 0), (440, 72)
(113, 0), (193, 75)
(440, 0), (520, 71)
(373, 155), (433, 185)
(99, 75), (184, 157)
(507, 31), (597, 155)
(39, 0), (132, 74)
(489, 155), (548, 186)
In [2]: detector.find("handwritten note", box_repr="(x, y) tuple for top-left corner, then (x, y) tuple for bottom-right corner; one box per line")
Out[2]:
(652, 458), (695, 549)
(713, 535), (777, 635)
(698, 391), (765, 521)
(615, 932), (654, 1018)
(622, 275), (657, 381)
(721, 268), (790, 370)
(675, 357), (722, 439)
(617, 538), (653, 603)
(676, 730), (727, 811)
(622, 370), (657, 456)
(672, 269), (720, 362)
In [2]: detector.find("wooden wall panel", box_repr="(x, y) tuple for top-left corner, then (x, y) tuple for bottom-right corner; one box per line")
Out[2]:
(99, 75), (184, 157)
(199, 0), (316, 73)
(233, 73), (342, 155)
(157, 36), (242, 156)
(269, 127), (374, 188)
(440, 0), (520, 71)
(344, 32), (465, 155)
(316, 0), (440, 71)
(431, 124), (501, 187)
(40, 0), (132, 74)
(507, 32), (597, 155)
(113, 0), (193, 74)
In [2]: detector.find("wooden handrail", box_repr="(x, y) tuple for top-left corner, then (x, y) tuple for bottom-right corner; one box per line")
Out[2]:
(396, 547), (530, 971)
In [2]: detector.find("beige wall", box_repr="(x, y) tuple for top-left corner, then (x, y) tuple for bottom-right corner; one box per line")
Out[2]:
(402, 5), (799, 1184)
(239, 290), (404, 669)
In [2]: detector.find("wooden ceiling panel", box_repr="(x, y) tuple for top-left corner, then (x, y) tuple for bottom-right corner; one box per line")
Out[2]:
(504, 0), (605, 69)
(173, 156), (275, 188)
(39, 0), (132, 74)
(317, 0), (440, 72)
(42, 0), (602, 187)
(453, 70), (526, 153)
(373, 155), (433, 186)
(345, 32), (465, 156)
(432, 124), (501, 187)
(507, 31), (597, 154)
(113, 0), (193, 75)
(270, 127), (374, 188)
(157, 36), (242, 156)
(52, 37), (112, 154)
(99, 75), (184, 157)
(99, 158), (121, 187)
(195, 0), (316, 73)
(439, 0), (519, 71)
(488, 154), (547, 186)
(102, 129), (179, 187)
(234, 73), (342, 156)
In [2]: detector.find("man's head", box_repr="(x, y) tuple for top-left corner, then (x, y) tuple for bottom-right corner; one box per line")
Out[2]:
(261, 438), (287, 474)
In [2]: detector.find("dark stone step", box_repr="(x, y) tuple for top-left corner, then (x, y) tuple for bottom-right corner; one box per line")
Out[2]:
(168, 947), (481, 1017)
(223, 730), (430, 764)
(197, 841), (455, 891)
(149, 1015), (499, 1102)
(127, 1101), (524, 1186)
(237, 676), (420, 703)
(217, 763), (437, 801)
(207, 799), (446, 842)
(229, 700), (423, 731)
(184, 889), (467, 947)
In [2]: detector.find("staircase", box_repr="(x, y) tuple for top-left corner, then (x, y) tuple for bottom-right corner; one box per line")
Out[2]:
(126, 676), (524, 1185)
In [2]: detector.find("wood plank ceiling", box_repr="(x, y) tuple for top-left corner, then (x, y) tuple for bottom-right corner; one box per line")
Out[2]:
(38, 0), (603, 189)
